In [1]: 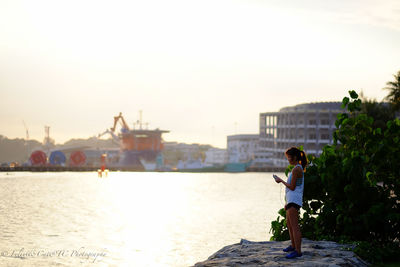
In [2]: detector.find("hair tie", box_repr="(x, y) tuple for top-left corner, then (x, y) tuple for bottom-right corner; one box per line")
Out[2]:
(299, 160), (302, 164)
(300, 152), (304, 157)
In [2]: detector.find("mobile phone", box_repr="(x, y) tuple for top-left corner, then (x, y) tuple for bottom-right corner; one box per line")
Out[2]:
(273, 174), (279, 180)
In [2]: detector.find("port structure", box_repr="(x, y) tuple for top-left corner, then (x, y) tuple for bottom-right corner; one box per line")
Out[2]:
(109, 112), (168, 153)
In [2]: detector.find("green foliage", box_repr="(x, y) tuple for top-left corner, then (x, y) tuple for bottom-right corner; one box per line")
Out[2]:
(384, 70), (400, 111)
(360, 94), (395, 130)
(270, 90), (400, 264)
(269, 208), (289, 241)
(354, 241), (400, 264)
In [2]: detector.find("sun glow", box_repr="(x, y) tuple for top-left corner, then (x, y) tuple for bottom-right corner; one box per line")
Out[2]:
(97, 172), (193, 266)
(1, 0), (399, 147)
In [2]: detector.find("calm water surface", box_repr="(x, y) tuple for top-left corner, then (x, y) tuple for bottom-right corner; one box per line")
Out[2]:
(0, 172), (286, 266)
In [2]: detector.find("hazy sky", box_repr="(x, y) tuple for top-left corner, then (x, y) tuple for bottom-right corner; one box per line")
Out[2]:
(1, 0), (400, 148)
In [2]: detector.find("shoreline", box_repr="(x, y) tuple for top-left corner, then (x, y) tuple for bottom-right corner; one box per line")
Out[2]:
(0, 166), (286, 173)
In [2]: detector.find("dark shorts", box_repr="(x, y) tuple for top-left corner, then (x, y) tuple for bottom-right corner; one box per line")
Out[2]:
(285, 202), (301, 211)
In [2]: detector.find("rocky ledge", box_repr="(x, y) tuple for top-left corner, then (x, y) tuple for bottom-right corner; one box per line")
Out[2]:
(194, 238), (369, 266)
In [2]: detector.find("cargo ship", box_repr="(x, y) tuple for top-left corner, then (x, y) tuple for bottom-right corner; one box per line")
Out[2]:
(18, 112), (168, 171)
(109, 112), (169, 171)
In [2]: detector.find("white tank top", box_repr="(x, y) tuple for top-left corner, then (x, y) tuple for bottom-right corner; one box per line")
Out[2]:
(285, 164), (304, 207)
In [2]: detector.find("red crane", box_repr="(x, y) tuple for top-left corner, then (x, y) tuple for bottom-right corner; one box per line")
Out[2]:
(110, 112), (130, 132)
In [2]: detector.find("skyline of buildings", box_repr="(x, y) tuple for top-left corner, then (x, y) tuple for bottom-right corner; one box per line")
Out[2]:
(0, 101), (346, 168)
(173, 101), (345, 168)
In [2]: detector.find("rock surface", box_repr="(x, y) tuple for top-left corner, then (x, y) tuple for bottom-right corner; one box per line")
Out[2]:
(194, 238), (369, 266)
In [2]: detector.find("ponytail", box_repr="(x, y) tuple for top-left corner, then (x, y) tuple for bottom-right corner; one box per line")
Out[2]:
(299, 150), (307, 171)
(285, 146), (307, 171)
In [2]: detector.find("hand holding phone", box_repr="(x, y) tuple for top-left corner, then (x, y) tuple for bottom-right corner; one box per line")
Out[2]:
(273, 174), (280, 182)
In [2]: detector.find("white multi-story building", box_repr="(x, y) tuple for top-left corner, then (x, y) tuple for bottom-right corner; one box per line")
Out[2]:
(204, 148), (228, 167)
(227, 134), (259, 163)
(260, 102), (342, 167)
(164, 142), (201, 156)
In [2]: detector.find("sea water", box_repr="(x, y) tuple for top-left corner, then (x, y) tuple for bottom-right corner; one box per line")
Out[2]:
(0, 172), (286, 266)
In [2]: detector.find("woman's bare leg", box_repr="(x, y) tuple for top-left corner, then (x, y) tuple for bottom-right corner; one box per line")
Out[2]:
(287, 207), (302, 253)
(286, 209), (295, 249)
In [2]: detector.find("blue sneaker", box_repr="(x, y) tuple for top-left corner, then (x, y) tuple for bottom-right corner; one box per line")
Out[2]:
(285, 250), (302, 259)
(283, 245), (295, 252)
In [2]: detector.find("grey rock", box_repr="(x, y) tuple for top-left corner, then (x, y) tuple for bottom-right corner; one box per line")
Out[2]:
(193, 238), (369, 267)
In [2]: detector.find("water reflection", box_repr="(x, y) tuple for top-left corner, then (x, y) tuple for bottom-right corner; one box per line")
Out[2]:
(0, 172), (284, 266)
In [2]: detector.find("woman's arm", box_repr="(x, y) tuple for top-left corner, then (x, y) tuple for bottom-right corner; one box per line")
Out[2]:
(275, 166), (302, 191)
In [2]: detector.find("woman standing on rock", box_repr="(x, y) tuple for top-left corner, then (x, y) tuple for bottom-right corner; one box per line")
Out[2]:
(273, 147), (307, 259)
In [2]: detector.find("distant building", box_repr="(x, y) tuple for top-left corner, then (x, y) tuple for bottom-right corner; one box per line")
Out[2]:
(260, 102), (342, 167)
(250, 150), (274, 168)
(163, 142), (207, 158)
(163, 142), (212, 167)
(204, 148), (228, 167)
(164, 142), (201, 155)
(227, 134), (259, 163)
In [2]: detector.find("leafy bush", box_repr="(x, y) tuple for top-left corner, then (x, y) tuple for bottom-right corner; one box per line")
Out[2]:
(270, 90), (400, 264)
(269, 208), (289, 241)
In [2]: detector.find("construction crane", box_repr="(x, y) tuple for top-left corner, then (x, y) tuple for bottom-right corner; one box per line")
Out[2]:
(22, 120), (30, 161)
(98, 129), (120, 144)
(43, 125), (52, 145)
(110, 112), (130, 133)
(22, 120), (29, 140)
(43, 125), (54, 154)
